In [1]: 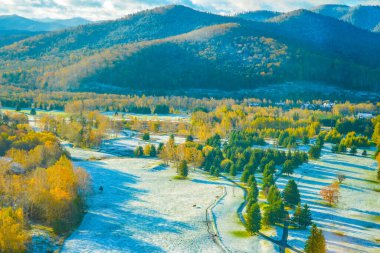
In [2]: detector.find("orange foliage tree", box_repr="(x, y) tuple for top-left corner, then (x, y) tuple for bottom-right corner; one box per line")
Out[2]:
(320, 181), (340, 206)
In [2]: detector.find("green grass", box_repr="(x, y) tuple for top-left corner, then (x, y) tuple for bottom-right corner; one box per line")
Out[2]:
(172, 175), (188, 180)
(230, 230), (250, 238)
(333, 230), (345, 236)
(373, 188), (380, 193)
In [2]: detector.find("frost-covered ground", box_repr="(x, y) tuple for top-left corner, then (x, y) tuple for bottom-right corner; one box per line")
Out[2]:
(276, 144), (380, 253)
(100, 130), (186, 156)
(102, 112), (190, 123)
(212, 179), (277, 253)
(62, 152), (224, 252)
(62, 135), (279, 252)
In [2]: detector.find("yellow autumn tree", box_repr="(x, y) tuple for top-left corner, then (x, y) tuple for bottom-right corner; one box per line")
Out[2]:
(0, 207), (29, 252)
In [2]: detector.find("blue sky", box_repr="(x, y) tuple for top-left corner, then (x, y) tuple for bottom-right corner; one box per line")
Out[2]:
(0, 0), (379, 20)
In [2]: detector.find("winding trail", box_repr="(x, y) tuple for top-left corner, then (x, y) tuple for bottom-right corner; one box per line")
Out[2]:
(220, 175), (303, 253)
(205, 186), (230, 253)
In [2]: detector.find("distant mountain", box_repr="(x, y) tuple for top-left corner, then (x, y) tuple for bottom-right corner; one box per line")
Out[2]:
(311, 4), (350, 19)
(35, 17), (90, 27)
(311, 4), (380, 32)
(0, 30), (44, 47)
(0, 15), (90, 31)
(235, 11), (282, 22)
(266, 9), (380, 67)
(0, 5), (379, 92)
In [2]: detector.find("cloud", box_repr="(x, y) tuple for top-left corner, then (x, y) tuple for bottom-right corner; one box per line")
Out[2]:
(0, 0), (379, 20)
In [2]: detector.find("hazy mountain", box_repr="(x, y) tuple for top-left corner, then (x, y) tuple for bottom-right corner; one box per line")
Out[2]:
(0, 14), (90, 31)
(311, 4), (350, 19)
(35, 17), (90, 27)
(0, 5), (379, 92)
(311, 4), (380, 32)
(266, 9), (380, 67)
(235, 11), (282, 22)
(0, 30), (43, 47)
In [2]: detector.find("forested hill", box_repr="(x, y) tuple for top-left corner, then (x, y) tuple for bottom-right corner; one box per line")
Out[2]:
(0, 5), (379, 92)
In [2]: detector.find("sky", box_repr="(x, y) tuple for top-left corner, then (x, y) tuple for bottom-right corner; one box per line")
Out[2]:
(0, 0), (379, 20)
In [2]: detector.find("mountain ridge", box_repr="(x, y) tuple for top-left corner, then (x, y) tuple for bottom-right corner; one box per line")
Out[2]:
(0, 5), (379, 92)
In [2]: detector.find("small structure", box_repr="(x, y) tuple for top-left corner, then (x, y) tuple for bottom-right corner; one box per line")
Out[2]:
(356, 113), (374, 119)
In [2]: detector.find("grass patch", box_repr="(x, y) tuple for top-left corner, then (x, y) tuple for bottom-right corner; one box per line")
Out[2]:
(363, 178), (378, 185)
(373, 188), (380, 193)
(230, 230), (250, 238)
(333, 230), (345, 236)
(172, 175), (188, 180)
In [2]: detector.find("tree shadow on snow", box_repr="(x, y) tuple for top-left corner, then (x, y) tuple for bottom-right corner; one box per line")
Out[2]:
(63, 160), (192, 252)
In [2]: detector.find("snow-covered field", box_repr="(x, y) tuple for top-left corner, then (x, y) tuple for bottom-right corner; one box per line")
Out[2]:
(212, 179), (277, 252)
(276, 145), (380, 253)
(100, 130), (186, 156)
(62, 136), (278, 252)
(62, 156), (224, 252)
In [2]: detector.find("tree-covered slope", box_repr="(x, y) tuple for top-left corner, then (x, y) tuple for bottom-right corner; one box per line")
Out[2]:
(311, 4), (380, 32)
(235, 11), (282, 22)
(266, 9), (380, 67)
(0, 5), (379, 92)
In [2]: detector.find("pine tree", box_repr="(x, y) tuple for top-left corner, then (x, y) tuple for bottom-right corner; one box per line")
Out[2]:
(149, 145), (157, 157)
(263, 161), (276, 176)
(293, 204), (312, 229)
(283, 160), (295, 176)
(305, 224), (326, 253)
(230, 164), (237, 176)
(134, 146), (143, 157)
(247, 174), (256, 186)
(262, 173), (274, 191)
(350, 145), (357, 155)
(267, 185), (281, 204)
(30, 108), (36, 115)
(142, 132), (150, 141)
(263, 198), (285, 225)
(178, 160), (188, 178)
(247, 181), (259, 205)
(241, 169), (250, 182)
(246, 203), (261, 234)
(283, 180), (300, 206)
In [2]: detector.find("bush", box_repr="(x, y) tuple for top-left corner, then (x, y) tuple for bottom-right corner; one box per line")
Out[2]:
(142, 132), (150, 141)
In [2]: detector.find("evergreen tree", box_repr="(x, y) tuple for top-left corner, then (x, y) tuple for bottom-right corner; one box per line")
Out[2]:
(246, 203), (261, 234)
(308, 145), (321, 159)
(262, 173), (274, 191)
(338, 143), (347, 153)
(305, 224), (326, 253)
(302, 135), (310, 144)
(350, 145), (357, 154)
(247, 181), (259, 205)
(263, 198), (285, 225)
(15, 104), (21, 111)
(178, 160), (188, 178)
(30, 108), (36, 115)
(282, 160), (295, 176)
(134, 146), (143, 157)
(267, 185), (281, 204)
(241, 169), (250, 182)
(186, 135), (194, 142)
(149, 145), (157, 157)
(230, 164), (237, 176)
(247, 174), (256, 186)
(263, 161), (276, 176)
(283, 180), (300, 206)
(293, 204), (312, 229)
(142, 132), (150, 141)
